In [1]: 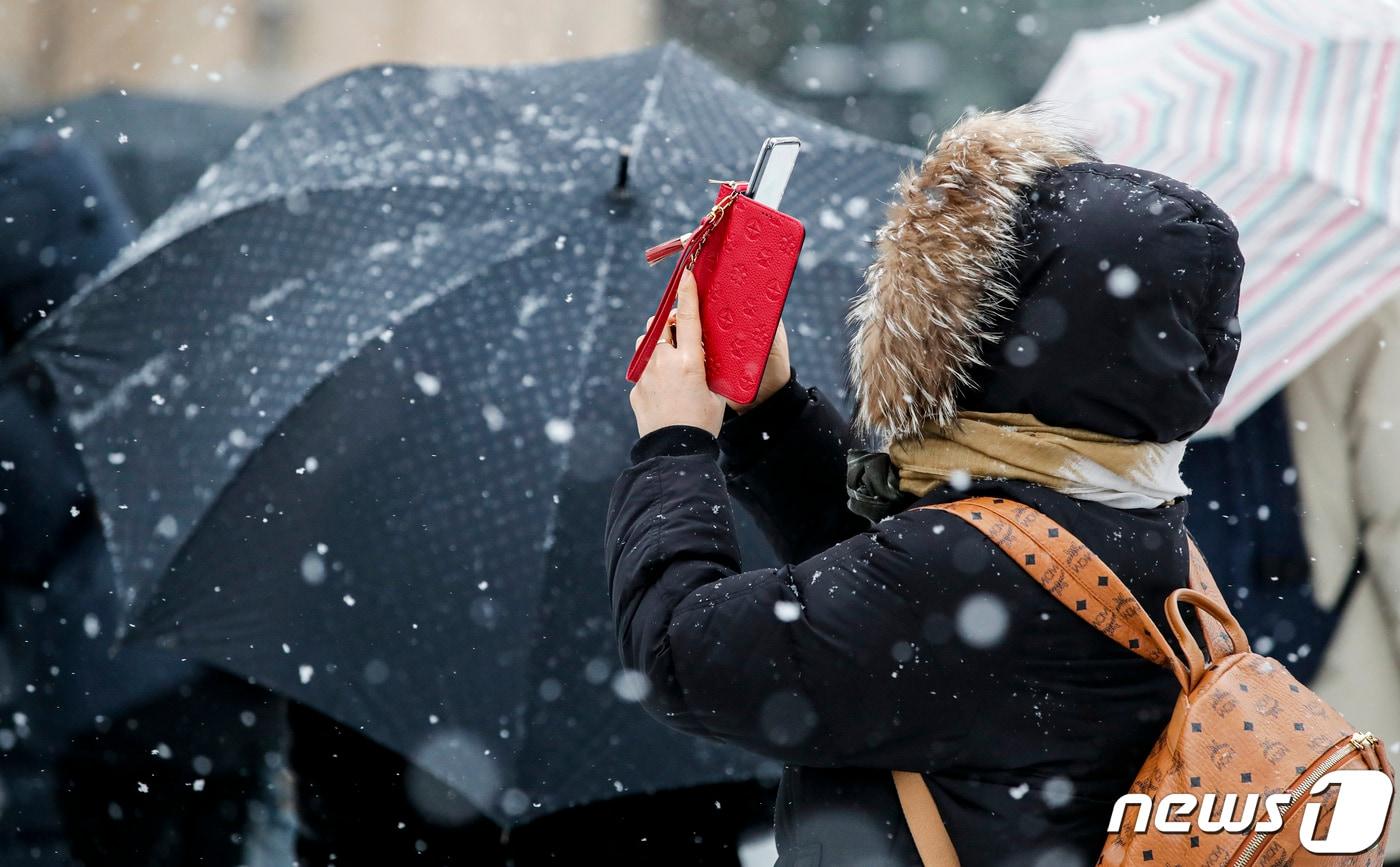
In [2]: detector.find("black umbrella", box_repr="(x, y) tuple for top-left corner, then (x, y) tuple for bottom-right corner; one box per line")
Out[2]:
(1, 90), (260, 226)
(21, 43), (918, 825)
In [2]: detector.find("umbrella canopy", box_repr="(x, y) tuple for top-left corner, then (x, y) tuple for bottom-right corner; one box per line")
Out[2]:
(1, 91), (260, 226)
(1037, 0), (1400, 435)
(0, 130), (198, 722)
(21, 43), (917, 825)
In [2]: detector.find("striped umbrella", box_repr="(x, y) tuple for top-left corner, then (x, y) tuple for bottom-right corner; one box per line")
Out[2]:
(1037, 0), (1400, 435)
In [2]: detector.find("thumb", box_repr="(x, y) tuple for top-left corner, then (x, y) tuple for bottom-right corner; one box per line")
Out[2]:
(674, 268), (703, 356)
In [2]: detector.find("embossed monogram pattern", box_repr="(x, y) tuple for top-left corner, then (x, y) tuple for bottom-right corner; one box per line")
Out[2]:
(894, 497), (1394, 867)
(626, 183), (805, 404)
(690, 186), (804, 402)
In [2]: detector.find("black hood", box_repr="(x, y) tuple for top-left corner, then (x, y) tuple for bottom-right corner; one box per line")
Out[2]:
(851, 108), (1243, 446)
(964, 163), (1243, 442)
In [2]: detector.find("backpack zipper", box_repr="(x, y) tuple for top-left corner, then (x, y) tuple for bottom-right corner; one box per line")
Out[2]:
(1230, 731), (1377, 867)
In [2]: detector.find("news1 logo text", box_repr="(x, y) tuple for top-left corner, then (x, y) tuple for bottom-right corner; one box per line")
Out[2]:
(1108, 770), (1394, 854)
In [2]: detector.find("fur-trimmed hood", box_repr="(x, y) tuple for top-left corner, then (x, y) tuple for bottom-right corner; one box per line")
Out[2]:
(850, 107), (1094, 440)
(849, 107), (1243, 445)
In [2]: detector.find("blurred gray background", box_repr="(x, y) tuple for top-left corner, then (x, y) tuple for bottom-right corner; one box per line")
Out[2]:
(3, 0), (1197, 145)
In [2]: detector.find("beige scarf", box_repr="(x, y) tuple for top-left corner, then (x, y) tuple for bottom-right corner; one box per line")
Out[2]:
(888, 412), (1189, 510)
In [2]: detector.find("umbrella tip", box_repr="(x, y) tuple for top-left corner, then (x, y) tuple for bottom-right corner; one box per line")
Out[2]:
(609, 146), (632, 201)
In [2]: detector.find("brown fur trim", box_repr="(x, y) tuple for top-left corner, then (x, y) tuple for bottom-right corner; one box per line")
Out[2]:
(849, 106), (1095, 443)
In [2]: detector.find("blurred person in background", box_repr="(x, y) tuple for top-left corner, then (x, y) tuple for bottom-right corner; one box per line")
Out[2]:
(1289, 302), (1400, 862)
(1183, 302), (1400, 862)
(0, 129), (286, 866)
(0, 129), (134, 864)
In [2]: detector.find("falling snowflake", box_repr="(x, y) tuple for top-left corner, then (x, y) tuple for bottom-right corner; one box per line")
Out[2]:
(155, 515), (179, 539)
(957, 592), (1010, 649)
(610, 669), (650, 702)
(544, 418), (574, 444)
(414, 371), (442, 396)
(1106, 266), (1140, 298)
(843, 196), (870, 218)
(1042, 776), (1075, 808)
(482, 404), (506, 432)
(300, 551), (326, 585)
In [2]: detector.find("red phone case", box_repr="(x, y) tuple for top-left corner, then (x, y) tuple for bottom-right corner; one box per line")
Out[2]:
(626, 183), (805, 405)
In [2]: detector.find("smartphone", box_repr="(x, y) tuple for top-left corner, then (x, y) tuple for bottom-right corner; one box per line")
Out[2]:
(746, 136), (802, 211)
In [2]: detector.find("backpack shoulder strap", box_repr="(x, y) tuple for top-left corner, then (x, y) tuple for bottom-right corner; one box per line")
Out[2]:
(917, 497), (1188, 689)
(892, 771), (961, 867)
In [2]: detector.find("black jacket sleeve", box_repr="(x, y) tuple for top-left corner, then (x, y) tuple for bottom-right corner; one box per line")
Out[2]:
(716, 375), (869, 562)
(605, 425), (975, 769)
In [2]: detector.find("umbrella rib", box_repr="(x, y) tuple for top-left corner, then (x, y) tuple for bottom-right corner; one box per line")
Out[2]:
(536, 47), (668, 557)
(623, 40), (673, 165)
(529, 37), (672, 604)
(537, 242), (618, 558)
(510, 47), (671, 794)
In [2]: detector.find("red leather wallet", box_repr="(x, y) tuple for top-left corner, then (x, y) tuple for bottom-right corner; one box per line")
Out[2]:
(626, 182), (805, 405)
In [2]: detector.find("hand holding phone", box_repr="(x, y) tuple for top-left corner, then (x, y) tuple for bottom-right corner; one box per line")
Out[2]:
(627, 137), (805, 405)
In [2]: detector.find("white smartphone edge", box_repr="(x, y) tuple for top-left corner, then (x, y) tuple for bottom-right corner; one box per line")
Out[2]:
(747, 136), (802, 211)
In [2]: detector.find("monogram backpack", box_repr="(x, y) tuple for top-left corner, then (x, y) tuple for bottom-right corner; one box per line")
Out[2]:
(892, 497), (1394, 866)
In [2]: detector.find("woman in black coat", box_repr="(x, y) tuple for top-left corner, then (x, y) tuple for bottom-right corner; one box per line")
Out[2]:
(607, 108), (1243, 867)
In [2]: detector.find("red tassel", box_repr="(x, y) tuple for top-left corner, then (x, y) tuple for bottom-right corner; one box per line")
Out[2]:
(644, 233), (689, 266)
(643, 184), (743, 264)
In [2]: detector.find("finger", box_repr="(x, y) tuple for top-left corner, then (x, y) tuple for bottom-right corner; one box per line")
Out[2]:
(637, 311), (672, 352)
(674, 269), (703, 356)
(771, 319), (788, 355)
(635, 332), (677, 384)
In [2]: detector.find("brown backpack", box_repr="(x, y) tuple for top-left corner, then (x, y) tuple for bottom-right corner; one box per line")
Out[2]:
(892, 497), (1394, 866)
